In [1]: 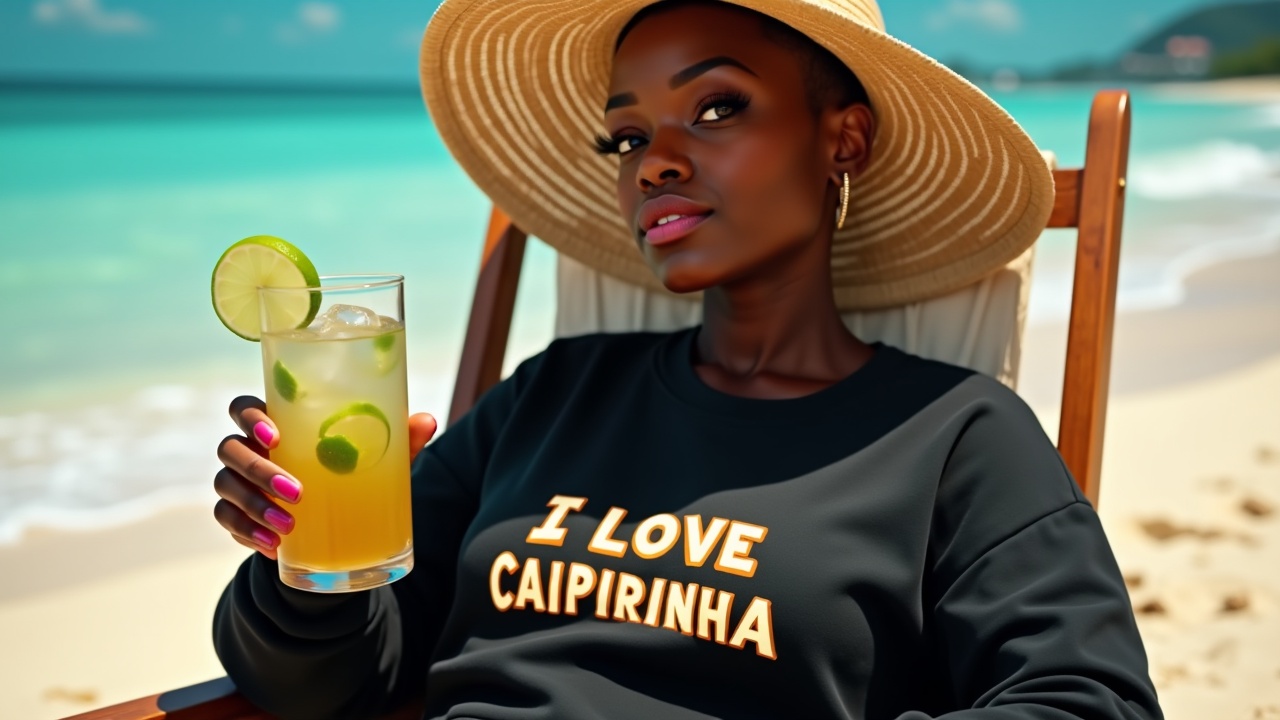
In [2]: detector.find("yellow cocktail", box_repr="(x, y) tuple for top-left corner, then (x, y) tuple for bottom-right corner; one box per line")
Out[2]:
(258, 276), (414, 592)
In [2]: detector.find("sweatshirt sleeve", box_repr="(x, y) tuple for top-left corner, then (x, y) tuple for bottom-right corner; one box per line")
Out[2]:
(212, 351), (546, 719)
(903, 380), (1164, 720)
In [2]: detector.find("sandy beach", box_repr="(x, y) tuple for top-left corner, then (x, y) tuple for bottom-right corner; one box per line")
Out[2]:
(1148, 76), (1280, 103)
(2, 249), (1279, 719)
(1024, 250), (1280, 720)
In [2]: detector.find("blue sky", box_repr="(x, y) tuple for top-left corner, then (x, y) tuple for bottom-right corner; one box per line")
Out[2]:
(0, 0), (1255, 84)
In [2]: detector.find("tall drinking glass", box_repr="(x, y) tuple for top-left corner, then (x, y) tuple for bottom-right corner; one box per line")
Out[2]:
(258, 275), (413, 592)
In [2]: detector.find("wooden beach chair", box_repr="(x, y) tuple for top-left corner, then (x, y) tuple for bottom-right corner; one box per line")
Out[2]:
(67, 89), (1132, 720)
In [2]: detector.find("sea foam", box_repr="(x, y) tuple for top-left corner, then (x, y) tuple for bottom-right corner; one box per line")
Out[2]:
(1129, 140), (1280, 201)
(1028, 214), (1280, 326)
(0, 372), (456, 545)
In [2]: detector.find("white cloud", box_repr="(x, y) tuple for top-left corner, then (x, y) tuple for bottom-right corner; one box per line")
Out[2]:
(276, 2), (341, 45)
(928, 0), (1022, 34)
(31, 0), (151, 35)
(299, 3), (339, 32)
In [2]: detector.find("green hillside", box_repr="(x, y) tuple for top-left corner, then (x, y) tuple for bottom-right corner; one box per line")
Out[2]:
(1212, 38), (1280, 76)
(1128, 0), (1280, 57)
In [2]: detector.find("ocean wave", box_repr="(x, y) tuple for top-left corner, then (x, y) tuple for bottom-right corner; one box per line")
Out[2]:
(1116, 229), (1280, 312)
(1028, 215), (1280, 325)
(1258, 103), (1280, 128)
(0, 486), (215, 545)
(0, 384), (234, 545)
(0, 372), (456, 545)
(1129, 140), (1280, 201)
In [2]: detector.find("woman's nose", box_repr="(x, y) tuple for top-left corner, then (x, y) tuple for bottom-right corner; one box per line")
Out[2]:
(636, 125), (692, 191)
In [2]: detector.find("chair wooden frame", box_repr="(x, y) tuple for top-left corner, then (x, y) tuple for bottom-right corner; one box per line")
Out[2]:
(66, 89), (1131, 720)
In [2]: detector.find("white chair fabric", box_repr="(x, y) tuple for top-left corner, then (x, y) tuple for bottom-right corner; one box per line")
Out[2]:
(554, 244), (1034, 389)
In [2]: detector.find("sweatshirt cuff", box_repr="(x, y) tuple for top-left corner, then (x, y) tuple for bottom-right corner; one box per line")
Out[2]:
(247, 552), (376, 639)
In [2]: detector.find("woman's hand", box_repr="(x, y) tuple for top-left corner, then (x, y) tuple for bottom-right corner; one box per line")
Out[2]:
(215, 395), (439, 560)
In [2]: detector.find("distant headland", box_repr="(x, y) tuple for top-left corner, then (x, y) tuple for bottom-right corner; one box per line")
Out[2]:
(948, 0), (1280, 85)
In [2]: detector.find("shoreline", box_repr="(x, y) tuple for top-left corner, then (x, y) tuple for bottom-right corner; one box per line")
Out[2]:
(1000, 76), (1280, 103)
(1145, 75), (1280, 103)
(0, 504), (236, 603)
(1018, 244), (1280, 410)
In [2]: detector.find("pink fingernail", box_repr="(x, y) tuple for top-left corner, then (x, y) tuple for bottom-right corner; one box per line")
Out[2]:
(253, 422), (275, 447)
(271, 474), (301, 503)
(252, 529), (278, 549)
(264, 508), (294, 534)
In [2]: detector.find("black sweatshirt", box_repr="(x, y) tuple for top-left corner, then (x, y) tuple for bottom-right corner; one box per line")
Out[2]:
(214, 328), (1163, 719)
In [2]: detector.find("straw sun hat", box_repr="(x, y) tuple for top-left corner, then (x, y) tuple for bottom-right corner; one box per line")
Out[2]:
(419, 0), (1054, 310)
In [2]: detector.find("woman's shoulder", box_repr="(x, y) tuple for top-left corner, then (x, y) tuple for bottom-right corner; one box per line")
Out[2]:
(878, 343), (1036, 417)
(876, 343), (1074, 482)
(882, 347), (1090, 580)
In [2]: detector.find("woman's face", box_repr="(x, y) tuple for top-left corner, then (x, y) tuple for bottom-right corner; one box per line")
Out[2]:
(603, 4), (840, 295)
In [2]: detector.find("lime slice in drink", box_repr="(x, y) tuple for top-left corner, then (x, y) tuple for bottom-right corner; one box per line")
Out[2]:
(372, 331), (400, 375)
(316, 436), (360, 475)
(315, 402), (391, 474)
(211, 235), (321, 341)
(273, 360), (300, 402)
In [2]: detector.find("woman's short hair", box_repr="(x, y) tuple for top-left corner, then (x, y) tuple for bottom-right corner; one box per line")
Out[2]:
(615, 0), (872, 115)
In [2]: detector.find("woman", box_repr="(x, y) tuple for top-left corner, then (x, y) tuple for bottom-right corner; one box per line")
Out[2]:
(211, 1), (1163, 718)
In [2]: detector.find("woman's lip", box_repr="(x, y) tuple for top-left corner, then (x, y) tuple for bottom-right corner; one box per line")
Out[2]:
(643, 213), (712, 246)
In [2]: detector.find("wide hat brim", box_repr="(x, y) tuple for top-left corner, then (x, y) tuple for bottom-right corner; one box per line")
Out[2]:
(420, 0), (1054, 310)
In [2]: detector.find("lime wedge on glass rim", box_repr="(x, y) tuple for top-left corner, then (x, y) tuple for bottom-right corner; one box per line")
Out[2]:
(211, 235), (321, 341)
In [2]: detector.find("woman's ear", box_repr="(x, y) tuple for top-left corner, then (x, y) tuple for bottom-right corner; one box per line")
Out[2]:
(827, 103), (876, 185)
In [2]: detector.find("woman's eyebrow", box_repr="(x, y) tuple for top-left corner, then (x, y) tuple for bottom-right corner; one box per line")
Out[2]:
(670, 56), (756, 89)
(605, 92), (638, 112)
(604, 55), (758, 112)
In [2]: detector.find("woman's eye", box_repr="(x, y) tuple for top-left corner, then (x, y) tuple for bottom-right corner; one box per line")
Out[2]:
(592, 133), (646, 157)
(694, 93), (749, 123)
(697, 104), (736, 123)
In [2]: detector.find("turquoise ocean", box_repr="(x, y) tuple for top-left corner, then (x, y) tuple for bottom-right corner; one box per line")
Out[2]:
(1, 84), (1278, 542)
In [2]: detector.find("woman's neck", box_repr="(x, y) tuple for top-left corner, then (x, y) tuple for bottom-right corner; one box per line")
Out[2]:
(694, 269), (874, 399)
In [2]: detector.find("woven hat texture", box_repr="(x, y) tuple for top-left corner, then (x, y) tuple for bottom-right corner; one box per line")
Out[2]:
(420, 0), (1055, 310)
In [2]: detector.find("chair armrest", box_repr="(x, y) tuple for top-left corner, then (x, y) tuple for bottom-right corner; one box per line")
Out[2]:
(62, 676), (425, 720)
(61, 677), (266, 719)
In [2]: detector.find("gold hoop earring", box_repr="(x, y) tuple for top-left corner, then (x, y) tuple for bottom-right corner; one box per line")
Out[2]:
(836, 172), (850, 231)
